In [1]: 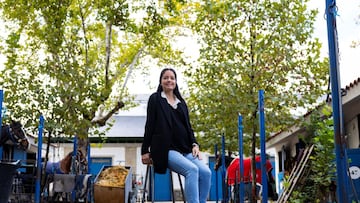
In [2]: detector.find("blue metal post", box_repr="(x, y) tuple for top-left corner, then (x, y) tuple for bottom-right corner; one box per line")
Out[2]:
(72, 136), (78, 201)
(72, 136), (78, 174)
(325, 0), (348, 202)
(0, 90), (3, 159)
(86, 141), (92, 203)
(151, 164), (154, 203)
(35, 115), (44, 203)
(215, 144), (219, 203)
(238, 114), (244, 203)
(258, 89), (268, 203)
(221, 134), (227, 202)
(87, 140), (91, 174)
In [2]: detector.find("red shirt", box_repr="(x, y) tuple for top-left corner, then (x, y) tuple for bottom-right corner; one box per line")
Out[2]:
(226, 157), (251, 185)
(255, 156), (273, 184)
(226, 156), (273, 185)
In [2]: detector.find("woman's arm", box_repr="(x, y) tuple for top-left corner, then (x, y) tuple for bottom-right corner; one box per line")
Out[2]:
(141, 93), (157, 155)
(182, 101), (198, 145)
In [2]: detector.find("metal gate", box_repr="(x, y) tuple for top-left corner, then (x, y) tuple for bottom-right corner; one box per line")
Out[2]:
(346, 148), (360, 202)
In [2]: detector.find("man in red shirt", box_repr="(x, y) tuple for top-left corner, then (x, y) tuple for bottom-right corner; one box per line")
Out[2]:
(226, 157), (252, 201)
(226, 155), (276, 201)
(255, 155), (273, 184)
(226, 157), (251, 185)
(227, 156), (273, 185)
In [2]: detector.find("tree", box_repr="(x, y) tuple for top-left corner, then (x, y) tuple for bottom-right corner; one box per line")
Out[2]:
(186, 0), (329, 201)
(289, 105), (336, 202)
(0, 0), (187, 169)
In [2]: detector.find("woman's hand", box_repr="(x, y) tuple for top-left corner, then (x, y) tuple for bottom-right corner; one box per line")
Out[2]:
(192, 144), (202, 160)
(142, 153), (152, 165)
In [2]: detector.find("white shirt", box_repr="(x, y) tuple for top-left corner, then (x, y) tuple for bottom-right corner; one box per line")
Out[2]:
(161, 91), (181, 109)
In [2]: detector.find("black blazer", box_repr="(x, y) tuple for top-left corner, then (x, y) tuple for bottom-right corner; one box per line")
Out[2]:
(141, 92), (197, 174)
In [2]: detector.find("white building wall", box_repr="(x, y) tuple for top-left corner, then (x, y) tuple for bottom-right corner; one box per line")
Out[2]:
(345, 116), (359, 149)
(90, 145), (126, 165)
(269, 139), (301, 195)
(45, 145), (64, 162)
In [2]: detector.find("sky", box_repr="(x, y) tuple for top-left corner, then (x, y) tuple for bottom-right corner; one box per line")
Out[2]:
(127, 0), (360, 94)
(308, 0), (360, 87)
(0, 1), (358, 94)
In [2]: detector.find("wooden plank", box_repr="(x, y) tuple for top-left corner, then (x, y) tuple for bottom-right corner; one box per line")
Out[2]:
(277, 144), (314, 203)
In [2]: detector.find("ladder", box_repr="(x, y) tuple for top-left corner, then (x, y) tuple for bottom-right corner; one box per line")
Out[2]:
(277, 144), (315, 203)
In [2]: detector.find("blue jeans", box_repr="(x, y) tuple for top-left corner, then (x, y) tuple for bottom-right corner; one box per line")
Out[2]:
(167, 150), (211, 203)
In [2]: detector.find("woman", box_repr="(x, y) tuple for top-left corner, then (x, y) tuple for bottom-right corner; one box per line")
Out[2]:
(141, 68), (211, 203)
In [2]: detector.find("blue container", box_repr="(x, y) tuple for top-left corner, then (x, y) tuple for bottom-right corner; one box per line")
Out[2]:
(153, 169), (172, 201)
(0, 160), (20, 203)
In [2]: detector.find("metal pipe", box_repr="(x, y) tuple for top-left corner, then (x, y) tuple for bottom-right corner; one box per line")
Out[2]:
(34, 115), (44, 203)
(259, 89), (268, 203)
(238, 114), (244, 203)
(325, 0), (348, 202)
(0, 90), (3, 159)
(221, 134), (227, 202)
(215, 144), (219, 203)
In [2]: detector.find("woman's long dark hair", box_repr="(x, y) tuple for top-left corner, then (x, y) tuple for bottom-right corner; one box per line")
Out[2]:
(156, 68), (184, 101)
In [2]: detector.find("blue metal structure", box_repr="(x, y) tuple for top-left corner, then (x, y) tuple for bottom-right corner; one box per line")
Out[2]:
(71, 136), (78, 201)
(209, 155), (224, 201)
(325, 0), (349, 202)
(346, 149), (360, 201)
(220, 134), (228, 202)
(0, 90), (3, 159)
(72, 136), (78, 173)
(35, 115), (44, 203)
(87, 140), (91, 174)
(258, 90), (268, 203)
(214, 144), (219, 202)
(90, 157), (112, 176)
(237, 114), (244, 203)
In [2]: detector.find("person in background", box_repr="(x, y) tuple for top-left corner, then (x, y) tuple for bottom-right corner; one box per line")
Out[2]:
(226, 154), (277, 202)
(254, 154), (277, 200)
(141, 68), (211, 203)
(226, 156), (252, 201)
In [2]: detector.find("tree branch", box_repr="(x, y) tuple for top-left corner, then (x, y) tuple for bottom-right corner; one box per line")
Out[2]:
(91, 101), (125, 126)
(105, 21), (113, 88)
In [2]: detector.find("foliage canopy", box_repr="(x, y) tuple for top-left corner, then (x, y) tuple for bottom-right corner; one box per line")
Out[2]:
(0, 0), (188, 139)
(184, 0), (329, 154)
